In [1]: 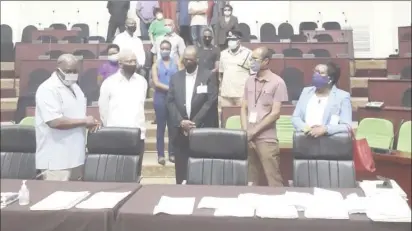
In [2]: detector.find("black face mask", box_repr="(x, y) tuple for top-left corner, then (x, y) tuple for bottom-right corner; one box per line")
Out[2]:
(203, 37), (212, 46)
(185, 62), (197, 73)
(127, 26), (137, 33)
(123, 65), (136, 75)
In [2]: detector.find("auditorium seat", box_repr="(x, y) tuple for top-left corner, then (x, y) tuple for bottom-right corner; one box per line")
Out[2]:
(356, 118), (394, 152)
(0, 42), (14, 62)
(225, 115), (241, 129)
(73, 49), (96, 59)
(1, 125), (37, 180)
(313, 33), (334, 42)
(250, 35), (258, 40)
(281, 67), (304, 101)
(402, 88), (411, 107)
(19, 117), (35, 126)
(401, 65), (411, 79)
(27, 68), (51, 95)
(49, 23), (67, 30)
(37, 35), (58, 43)
(292, 132), (356, 188)
(309, 48), (331, 57)
(84, 127), (143, 182)
(79, 68), (99, 105)
(282, 48), (303, 57)
(290, 34), (307, 42)
(71, 23), (90, 39)
(322, 21), (341, 30)
(260, 23), (277, 42)
(45, 50), (64, 59)
(62, 35), (83, 43)
(238, 23), (251, 42)
(397, 121), (411, 153)
(299, 21), (318, 32)
(276, 115), (294, 145)
(278, 22), (294, 40)
(21, 25), (37, 43)
(0, 24), (13, 43)
(186, 128), (249, 186)
(87, 36), (105, 43)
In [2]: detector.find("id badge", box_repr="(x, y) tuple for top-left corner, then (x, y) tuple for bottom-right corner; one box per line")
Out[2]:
(248, 111), (258, 123)
(197, 85), (207, 94)
(330, 115), (340, 125)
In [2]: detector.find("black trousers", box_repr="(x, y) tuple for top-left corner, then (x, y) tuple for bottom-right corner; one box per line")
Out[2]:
(179, 25), (191, 45)
(106, 21), (126, 43)
(174, 145), (189, 184)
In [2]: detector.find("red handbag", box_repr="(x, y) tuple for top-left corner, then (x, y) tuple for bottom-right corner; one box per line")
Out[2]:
(348, 126), (376, 173)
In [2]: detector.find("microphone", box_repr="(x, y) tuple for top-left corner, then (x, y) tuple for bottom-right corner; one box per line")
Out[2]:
(255, 20), (259, 41)
(342, 12), (348, 27)
(52, 10), (55, 27)
(77, 9), (80, 23)
(318, 12), (323, 28)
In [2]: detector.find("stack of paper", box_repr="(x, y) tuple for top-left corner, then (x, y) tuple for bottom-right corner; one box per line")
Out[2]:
(359, 180), (407, 200)
(283, 191), (314, 211)
(304, 188), (349, 219)
(153, 196), (195, 215)
(30, 191), (90, 211)
(214, 199), (255, 217)
(1, 192), (19, 209)
(75, 191), (131, 209)
(366, 193), (411, 222)
(255, 195), (298, 219)
(344, 193), (368, 214)
(197, 197), (238, 209)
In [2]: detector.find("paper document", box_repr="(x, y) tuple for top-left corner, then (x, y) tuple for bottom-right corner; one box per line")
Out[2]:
(198, 197), (238, 209)
(30, 191), (90, 211)
(255, 195), (298, 219)
(1, 192), (19, 209)
(75, 191), (131, 209)
(284, 191), (313, 211)
(359, 180), (407, 200)
(214, 200), (255, 217)
(344, 193), (368, 214)
(304, 188), (349, 219)
(366, 193), (411, 222)
(153, 196), (196, 215)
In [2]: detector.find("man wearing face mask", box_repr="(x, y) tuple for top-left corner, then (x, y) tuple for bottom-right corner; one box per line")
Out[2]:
(97, 44), (120, 85)
(240, 47), (289, 187)
(215, 4), (238, 51)
(35, 54), (100, 181)
(106, 1), (130, 43)
(197, 28), (220, 72)
(99, 49), (148, 163)
(167, 46), (219, 184)
(151, 19), (186, 63)
(113, 18), (146, 70)
(219, 30), (251, 108)
(136, 1), (159, 39)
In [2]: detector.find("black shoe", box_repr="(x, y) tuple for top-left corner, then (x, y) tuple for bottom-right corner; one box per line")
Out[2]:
(158, 157), (166, 165)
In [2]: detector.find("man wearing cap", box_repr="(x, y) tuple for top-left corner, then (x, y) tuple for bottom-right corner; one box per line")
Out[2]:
(218, 30), (252, 108)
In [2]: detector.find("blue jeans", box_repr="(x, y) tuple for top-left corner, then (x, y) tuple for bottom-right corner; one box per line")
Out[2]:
(190, 25), (207, 45)
(153, 92), (175, 158)
(140, 19), (150, 39)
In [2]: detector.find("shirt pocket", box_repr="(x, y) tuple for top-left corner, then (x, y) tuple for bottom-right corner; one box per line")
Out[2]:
(260, 91), (274, 107)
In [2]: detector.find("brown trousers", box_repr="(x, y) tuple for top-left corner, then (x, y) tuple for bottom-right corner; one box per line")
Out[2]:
(248, 141), (283, 187)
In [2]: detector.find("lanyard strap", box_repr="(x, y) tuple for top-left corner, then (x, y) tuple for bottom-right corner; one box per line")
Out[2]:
(254, 80), (266, 107)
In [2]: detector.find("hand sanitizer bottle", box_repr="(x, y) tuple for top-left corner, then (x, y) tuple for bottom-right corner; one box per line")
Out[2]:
(18, 180), (30, 205)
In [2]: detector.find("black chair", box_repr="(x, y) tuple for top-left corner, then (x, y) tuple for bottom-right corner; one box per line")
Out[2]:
(37, 35), (58, 43)
(402, 88), (411, 107)
(281, 67), (304, 102)
(238, 23), (251, 42)
(283, 48), (303, 57)
(0, 42), (14, 62)
(21, 25), (37, 43)
(292, 132), (356, 188)
(250, 35), (258, 40)
(87, 36), (105, 43)
(299, 21), (318, 33)
(260, 23), (278, 42)
(84, 127), (143, 182)
(1, 125), (37, 179)
(73, 49), (95, 59)
(27, 68), (51, 95)
(14, 95), (36, 124)
(278, 22), (294, 40)
(389, 54), (400, 58)
(313, 34), (334, 42)
(45, 50), (64, 59)
(71, 23), (90, 39)
(184, 128), (249, 186)
(62, 35), (82, 43)
(322, 21), (341, 30)
(79, 68), (99, 105)
(290, 34), (308, 42)
(309, 49), (331, 58)
(1, 24), (13, 43)
(401, 65), (411, 79)
(49, 23), (67, 30)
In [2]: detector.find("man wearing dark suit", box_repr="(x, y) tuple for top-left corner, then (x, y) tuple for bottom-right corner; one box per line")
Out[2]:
(106, 1), (130, 43)
(167, 46), (219, 184)
(215, 4), (238, 51)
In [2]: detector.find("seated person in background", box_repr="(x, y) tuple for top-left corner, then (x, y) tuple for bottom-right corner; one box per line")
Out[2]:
(97, 44), (120, 85)
(148, 8), (169, 44)
(292, 63), (352, 137)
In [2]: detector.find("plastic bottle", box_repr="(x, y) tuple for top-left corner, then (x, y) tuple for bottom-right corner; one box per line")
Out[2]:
(18, 180), (30, 205)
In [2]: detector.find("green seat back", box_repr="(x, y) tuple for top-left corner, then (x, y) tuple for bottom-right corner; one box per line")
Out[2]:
(356, 118), (394, 149)
(276, 115), (294, 145)
(19, 116), (35, 126)
(397, 121), (411, 153)
(225, 116), (242, 129)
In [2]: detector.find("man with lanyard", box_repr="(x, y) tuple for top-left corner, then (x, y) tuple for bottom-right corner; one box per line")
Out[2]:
(218, 29), (251, 108)
(197, 28), (220, 72)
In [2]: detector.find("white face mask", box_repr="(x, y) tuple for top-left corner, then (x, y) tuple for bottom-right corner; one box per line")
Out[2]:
(224, 11), (231, 17)
(156, 13), (164, 20)
(59, 68), (78, 86)
(108, 54), (119, 62)
(227, 40), (239, 50)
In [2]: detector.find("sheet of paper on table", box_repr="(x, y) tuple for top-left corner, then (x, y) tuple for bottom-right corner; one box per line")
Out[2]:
(304, 188), (349, 219)
(344, 193), (368, 214)
(153, 196), (196, 215)
(283, 191), (314, 211)
(1, 192), (19, 209)
(366, 193), (411, 222)
(359, 180), (407, 200)
(75, 191), (132, 209)
(255, 195), (299, 219)
(197, 197), (238, 209)
(30, 191), (90, 211)
(213, 200), (255, 217)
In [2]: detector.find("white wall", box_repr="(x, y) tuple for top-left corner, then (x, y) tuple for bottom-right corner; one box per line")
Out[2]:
(1, 1), (411, 58)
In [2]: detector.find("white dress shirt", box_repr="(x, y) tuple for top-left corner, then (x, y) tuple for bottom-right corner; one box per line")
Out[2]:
(185, 67), (198, 117)
(35, 73), (86, 170)
(113, 31), (146, 66)
(188, 1), (209, 26)
(305, 94), (329, 127)
(98, 71), (148, 139)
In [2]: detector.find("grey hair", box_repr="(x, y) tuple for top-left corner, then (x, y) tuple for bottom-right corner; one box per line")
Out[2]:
(57, 53), (78, 65)
(118, 49), (137, 62)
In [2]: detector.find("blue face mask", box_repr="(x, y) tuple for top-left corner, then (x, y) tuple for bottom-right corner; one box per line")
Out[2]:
(160, 50), (171, 58)
(250, 60), (261, 73)
(312, 73), (330, 89)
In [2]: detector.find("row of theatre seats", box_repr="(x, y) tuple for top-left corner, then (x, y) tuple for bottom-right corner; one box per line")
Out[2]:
(1, 124), (358, 188)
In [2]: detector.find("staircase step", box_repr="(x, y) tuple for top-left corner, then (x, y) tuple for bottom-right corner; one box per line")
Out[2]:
(350, 77), (386, 89)
(140, 177), (176, 184)
(0, 79), (18, 89)
(0, 98), (18, 110)
(354, 59), (387, 69)
(0, 88), (16, 98)
(0, 109), (15, 122)
(141, 151), (175, 177)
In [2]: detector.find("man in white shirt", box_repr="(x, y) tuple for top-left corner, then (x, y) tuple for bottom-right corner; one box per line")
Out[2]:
(188, 1), (209, 46)
(151, 19), (186, 62)
(98, 49), (148, 153)
(35, 54), (99, 181)
(113, 18), (146, 68)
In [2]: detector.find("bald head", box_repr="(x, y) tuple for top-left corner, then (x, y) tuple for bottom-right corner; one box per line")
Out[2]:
(125, 18), (136, 26)
(252, 47), (271, 60)
(118, 49), (137, 64)
(184, 46), (198, 57)
(57, 54), (78, 73)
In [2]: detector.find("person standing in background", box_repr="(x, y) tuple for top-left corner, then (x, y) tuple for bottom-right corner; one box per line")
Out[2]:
(148, 8), (168, 44)
(215, 4), (238, 51)
(136, 1), (159, 39)
(210, 1), (229, 41)
(106, 1), (130, 43)
(176, 0), (191, 45)
(151, 19), (186, 63)
(97, 44), (120, 85)
(159, 1), (177, 24)
(188, 1), (209, 46)
(197, 28), (220, 72)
